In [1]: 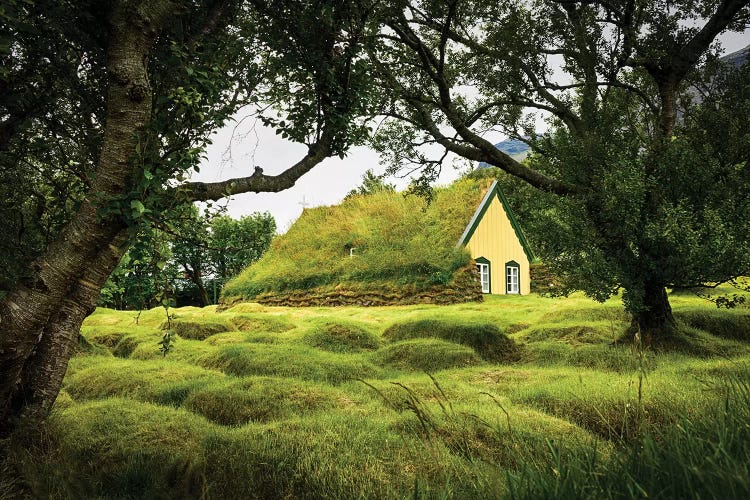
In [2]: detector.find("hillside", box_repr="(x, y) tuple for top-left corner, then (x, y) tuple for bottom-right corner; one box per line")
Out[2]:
(5, 289), (750, 498)
(222, 177), (496, 306)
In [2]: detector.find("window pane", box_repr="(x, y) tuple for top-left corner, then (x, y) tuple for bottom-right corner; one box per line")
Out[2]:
(477, 263), (490, 293)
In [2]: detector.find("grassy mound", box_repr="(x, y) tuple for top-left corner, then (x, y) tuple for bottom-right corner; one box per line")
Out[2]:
(160, 319), (234, 340)
(222, 178), (494, 303)
(183, 377), (342, 425)
(63, 358), (224, 405)
(38, 399), (211, 499)
(198, 344), (383, 383)
(383, 320), (520, 363)
(229, 314), (295, 332)
(373, 339), (481, 371)
(676, 309), (750, 341)
(12, 294), (750, 498)
(303, 322), (381, 352)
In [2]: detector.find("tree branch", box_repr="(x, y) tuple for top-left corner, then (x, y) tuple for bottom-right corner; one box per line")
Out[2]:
(180, 131), (333, 202)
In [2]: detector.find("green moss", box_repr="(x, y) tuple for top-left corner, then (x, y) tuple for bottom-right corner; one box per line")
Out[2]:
(373, 339), (481, 371)
(383, 320), (520, 363)
(303, 322), (381, 352)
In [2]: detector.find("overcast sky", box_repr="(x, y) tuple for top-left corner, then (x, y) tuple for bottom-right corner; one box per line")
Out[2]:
(192, 32), (749, 232)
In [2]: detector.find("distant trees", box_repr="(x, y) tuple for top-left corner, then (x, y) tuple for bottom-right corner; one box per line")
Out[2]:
(345, 169), (396, 199)
(99, 210), (276, 309)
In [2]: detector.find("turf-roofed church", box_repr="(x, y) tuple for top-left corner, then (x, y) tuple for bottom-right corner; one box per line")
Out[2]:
(459, 180), (533, 296)
(221, 176), (533, 307)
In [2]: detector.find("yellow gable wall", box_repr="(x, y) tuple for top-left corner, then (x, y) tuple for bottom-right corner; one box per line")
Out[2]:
(465, 194), (530, 295)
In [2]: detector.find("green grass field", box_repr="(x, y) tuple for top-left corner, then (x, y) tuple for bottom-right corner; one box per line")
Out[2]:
(7, 289), (750, 499)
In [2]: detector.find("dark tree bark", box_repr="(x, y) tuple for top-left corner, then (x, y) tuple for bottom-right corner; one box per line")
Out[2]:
(0, 0), (175, 436)
(632, 282), (677, 342)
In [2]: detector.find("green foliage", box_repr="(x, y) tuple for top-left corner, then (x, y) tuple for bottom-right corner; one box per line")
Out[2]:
(344, 169), (396, 200)
(210, 212), (276, 280)
(99, 208), (277, 309)
(222, 177), (491, 300)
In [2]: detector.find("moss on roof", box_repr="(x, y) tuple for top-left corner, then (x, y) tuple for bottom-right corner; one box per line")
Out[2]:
(221, 177), (494, 302)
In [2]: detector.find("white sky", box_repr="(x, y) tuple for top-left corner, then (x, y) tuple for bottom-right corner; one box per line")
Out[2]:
(192, 32), (749, 233)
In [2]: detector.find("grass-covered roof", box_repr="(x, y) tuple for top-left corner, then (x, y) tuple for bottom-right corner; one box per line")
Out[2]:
(222, 177), (494, 303)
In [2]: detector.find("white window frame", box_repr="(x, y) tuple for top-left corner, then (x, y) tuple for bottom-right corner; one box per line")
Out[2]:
(477, 262), (490, 294)
(506, 264), (520, 294)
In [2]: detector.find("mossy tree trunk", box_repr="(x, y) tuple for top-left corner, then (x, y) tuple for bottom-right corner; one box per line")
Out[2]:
(0, 0), (174, 437)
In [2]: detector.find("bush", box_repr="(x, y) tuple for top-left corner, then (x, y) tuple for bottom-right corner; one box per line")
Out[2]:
(383, 320), (520, 363)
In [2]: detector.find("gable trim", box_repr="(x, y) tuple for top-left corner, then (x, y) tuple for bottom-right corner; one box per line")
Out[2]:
(457, 180), (535, 262)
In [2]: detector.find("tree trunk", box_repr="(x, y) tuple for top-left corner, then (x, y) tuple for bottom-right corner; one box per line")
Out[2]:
(631, 282), (677, 344)
(196, 279), (211, 307)
(8, 232), (128, 434)
(0, 0), (174, 436)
